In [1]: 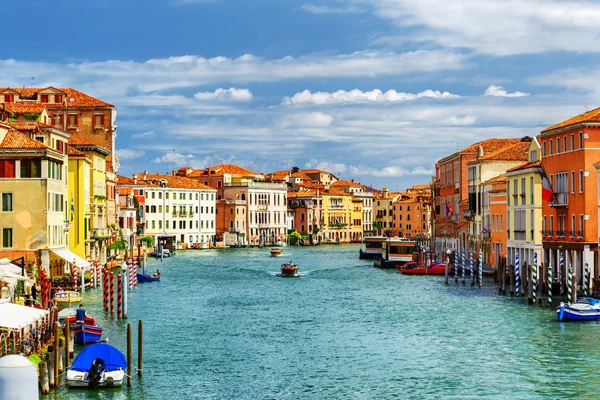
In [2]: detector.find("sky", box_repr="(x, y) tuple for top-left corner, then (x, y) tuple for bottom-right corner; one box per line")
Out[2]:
(3, 0), (600, 190)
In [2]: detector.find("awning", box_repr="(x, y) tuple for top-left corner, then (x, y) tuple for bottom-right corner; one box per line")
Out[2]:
(0, 299), (48, 329)
(0, 258), (23, 275)
(51, 248), (90, 270)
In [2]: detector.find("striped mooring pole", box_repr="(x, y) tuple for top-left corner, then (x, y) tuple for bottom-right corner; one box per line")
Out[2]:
(532, 252), (538, 304)
(133, 257), (138, 287)
(548, 259), (553, 307)
(72, 265), (78, 292)
(461, 249), (466, 285)
(110, 271), (115, 316)
(97, 260), (102, 289)
(567, 263), (573, 305)
(559, 251), (564, 290)
(454, 249), (458, 283)
(103, 269), (109, 311)
(117, 273), (122, 320)
(585, 262), (590, 297)
(470, 250), (474, 286)
(515, 253), (520, 296)
(478, 251), (483, 288)
(128, 258), (133, 289)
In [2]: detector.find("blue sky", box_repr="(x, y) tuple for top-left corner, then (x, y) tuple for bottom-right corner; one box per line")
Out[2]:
(3, 0), (600, 190)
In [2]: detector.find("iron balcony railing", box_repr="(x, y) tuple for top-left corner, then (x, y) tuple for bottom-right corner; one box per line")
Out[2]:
(557, 230), (566, 237)
(577, 230), (584, 238)
(514, 230), (526, 241)
(551, 192), (569, 207)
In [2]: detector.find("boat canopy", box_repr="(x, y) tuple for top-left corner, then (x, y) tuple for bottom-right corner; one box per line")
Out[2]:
(70, 343), (126, 372)
(576, 297), (600, 306)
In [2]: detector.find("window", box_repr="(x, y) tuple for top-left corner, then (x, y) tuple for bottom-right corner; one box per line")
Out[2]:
(2, 228), (12, 248)
(151, 192), (155, 199)
(542, 141), (546, 157)
(47, 160), (63, 180)
(20, 159), (41, 178)
(159, 205), (162, 213)
(571, 134), (575, 151)
(3, 94), (14, 103)
(580, 214), (584, 237)
(0, 160), (16, 178)
(55, 94), (63, 103)
(159, 192), (162, 199)
(571, 171), (575, 193)
(543, 216), (547, 234)
(530, 176), (534, 204)
(159, 220), (162, 229)
(94, 114), (104, 128)
(40, 94), (49, 103)
(579, 132), (583, 148)
(579, 170), (584, 193)
(152, 220), (155, 229)
(549, 139), (553, 155)
(556, 138), (560, 153)
(550, 215), (554, 233)
(1, 193), (12, 211)
(563, 136), (567, 152)
(68, 113), (78, 128)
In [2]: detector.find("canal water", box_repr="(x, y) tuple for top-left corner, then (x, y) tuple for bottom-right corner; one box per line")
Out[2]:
(48, 244), (600, 399)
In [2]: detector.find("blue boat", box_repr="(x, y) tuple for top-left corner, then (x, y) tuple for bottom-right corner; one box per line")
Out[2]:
(557, 297), (600, 321)
(73, 323), (103, 345)
(137, 273), (161, 282)
(66, 343), (127, 388)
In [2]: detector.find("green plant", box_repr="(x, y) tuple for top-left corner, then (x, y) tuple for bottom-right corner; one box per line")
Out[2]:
(312, 226), (320, 234)
(7, 112), (16, 122)
(108, 229), (127, 253)
(140, 236), (153, 248)
(23, 112), (39, 121)
(94, 195), (107, 201)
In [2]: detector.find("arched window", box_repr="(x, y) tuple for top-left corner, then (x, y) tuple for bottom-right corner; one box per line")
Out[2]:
(241, 193), (246, 201)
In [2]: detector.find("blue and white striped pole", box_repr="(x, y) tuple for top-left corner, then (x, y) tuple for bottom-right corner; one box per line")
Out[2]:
(515, 253), (520, 296)
(567, 263), (573, 305)
(478, 251), (483, 288)
(548, 258), (553, 307)
(454, 249), (458, 283)
(470, 250), (475, 286)
(461, 249), (466, 285)
(532, 252), (538, 304)
(559, 251), (564, 289)
(585, 262), (590, 297)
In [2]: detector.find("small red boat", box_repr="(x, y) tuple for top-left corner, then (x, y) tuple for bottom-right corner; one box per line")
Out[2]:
(281, 261), (299, 277)
(398, 261), (452, 275)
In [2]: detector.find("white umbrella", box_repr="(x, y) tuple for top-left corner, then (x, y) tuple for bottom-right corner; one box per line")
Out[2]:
(0, 258), (24, 275)
(0, 300), (48, 329)
(0, 269), (30, 281)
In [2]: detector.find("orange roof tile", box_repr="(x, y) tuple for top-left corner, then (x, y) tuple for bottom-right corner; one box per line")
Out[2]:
(69, 135), (110, 154)
(6, 121), (41, 132)
(331, 179), (362, 188)
(505, 160), (541, 173)
(542, 106), (600, 133)
(67, 145), (87, 158)
(141, 173), (215, 190)
(118, 187), (133, 196)
(482, 175), (507, 185)
(117, 175), (136, 185)
(451, 138), (522, 158)
(2, 102), (47, 114)
(189, 164), (261, 178)
(0, 128), (48, 149)
(1, 87), (113, 108)
(478, 140), (530, 162)
(265, 170), (290, 181)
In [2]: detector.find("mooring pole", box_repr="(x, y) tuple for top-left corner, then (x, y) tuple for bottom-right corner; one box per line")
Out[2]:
(127, 322), (132, 387)
(54, 322), (60, 388)
(138, 319), (143, 376)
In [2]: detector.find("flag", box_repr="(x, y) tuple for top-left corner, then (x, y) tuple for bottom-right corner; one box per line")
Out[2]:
(70, 195), (75, 222)
(446, 201), (453, 216)
(369, 185), (372, 193)
(538, 167), (553, 202)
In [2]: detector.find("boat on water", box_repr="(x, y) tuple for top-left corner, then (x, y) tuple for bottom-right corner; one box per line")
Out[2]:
(137, 272), (161, 282)
(66, 343), (127, 388)
(72, 315), (103, 345)
(54, 290), (82, 307)
(150, 248), (171, 258)
(270, 248), (283, 257)
(281, 261), (299, 277)
(557, 297), (600, 321)
(274, 241), (288, 247)
(359, 236), (387, 260)
(374, 239), (416, 268)
(398, 260), (451, 275)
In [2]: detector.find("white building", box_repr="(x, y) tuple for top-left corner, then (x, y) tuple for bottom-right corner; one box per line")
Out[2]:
(140, 173), (216, 248)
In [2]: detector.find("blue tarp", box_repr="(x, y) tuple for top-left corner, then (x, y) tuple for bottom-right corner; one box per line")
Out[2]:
(70, 343), (127, 372)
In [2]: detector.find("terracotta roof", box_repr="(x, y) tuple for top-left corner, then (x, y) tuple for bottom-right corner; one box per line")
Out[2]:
(505, 160), (541, 173)
(0, 87), (113, 108)
(296, 181), (325, 190)
(331, 179), (362, 188)
(117, 175), (136, 185)
(456, 138), (522, 156)
(477, 140), (530, 162)
(322, 188), (350, 196)
(141, 173), (215, 190)
(265, 170), (290, 181)
(6, 121), (41, 132)
(0, 128), (48, 149)
(542, 106), (600, 133)
(288, 189), (319, 198)
(189, 164), (261, 178)
(2, 102), (47, 114)
(482, 175), (507, 185)
(117, 187), (133, 196)
(67, 145), (87, 158)
(290, 171), (312, 181)
(68, 135), (110, 155)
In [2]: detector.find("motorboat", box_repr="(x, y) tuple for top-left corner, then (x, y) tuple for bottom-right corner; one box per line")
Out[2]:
(270, 248), (283, 257)
(281, 261), (299, 277)
(137, 272), (161, 282)
(66, 343), (126, 388)
(398, 260), (451, 275)
(374, 239), (416, 268)
(150, 248), (171, 258)
(557, 297), (600, 321)
(71, 314), (103, 345)
(54, 290), (82, 307)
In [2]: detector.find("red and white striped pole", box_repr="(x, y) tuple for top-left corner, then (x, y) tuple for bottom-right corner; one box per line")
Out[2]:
(96, 259), (101, 289)
(133, 257), (138, 287)
(72, 263), (78, 292)
(128, 258), (133, 289)
(89, 259), (95, 288)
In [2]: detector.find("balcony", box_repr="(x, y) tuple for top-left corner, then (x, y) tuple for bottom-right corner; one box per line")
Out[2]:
(577, 230), (584, 238)
(551, 192), (569, 207)
(569, 230), (576, 238)
(189, 212), (194, 218)
(90, 227), (112, 239)
(463, 210), (475, 220)
(179, 211), (187, 217)
(557, 230), (566, 238)
(514, 230), (526, 241)
(172, 211), (178, 218)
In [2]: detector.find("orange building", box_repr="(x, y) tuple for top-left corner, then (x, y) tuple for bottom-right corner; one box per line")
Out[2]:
(539, 108), (600, 294)
(391, 192), (431, 239)
(487, 176), (507, 268)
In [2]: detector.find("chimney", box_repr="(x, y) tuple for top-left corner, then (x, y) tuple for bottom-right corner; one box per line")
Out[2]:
(143, 170), (147, 180)
(477, 145), (484, 159)
(382, 188), (389, 199)
(133, 174), (137, 185)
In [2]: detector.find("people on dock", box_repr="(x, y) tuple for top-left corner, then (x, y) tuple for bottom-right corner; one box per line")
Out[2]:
(76, 304), (86, 324)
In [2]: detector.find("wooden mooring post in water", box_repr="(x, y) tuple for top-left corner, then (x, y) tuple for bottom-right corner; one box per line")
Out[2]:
(138, 319), (143, 376)
(127, 323), (132, 387)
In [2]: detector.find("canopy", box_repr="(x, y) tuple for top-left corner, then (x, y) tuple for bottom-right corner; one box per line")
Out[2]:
(0, 258), (23, 275)
(0, 269), (30, 281)
(70, 343), (127, 372)
(0, 299), (48, 329)
(51, 248), (90, 269)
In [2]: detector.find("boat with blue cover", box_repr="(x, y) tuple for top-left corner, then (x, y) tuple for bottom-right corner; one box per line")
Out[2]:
(66, 343), (127, 388)
(557, 297), (600, 321)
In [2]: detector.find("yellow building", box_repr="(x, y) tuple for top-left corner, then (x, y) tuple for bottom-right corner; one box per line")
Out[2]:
(0, 122), (89, 276)
(321, 189), (357, 243)
(504, 138), (543, 268)
(68, 135), (112, 264)
(67, 145), (91, 259)
(373, 188), (402, 236)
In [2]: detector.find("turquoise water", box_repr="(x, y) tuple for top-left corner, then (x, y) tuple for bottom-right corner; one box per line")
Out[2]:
(47, 244), (600, 399)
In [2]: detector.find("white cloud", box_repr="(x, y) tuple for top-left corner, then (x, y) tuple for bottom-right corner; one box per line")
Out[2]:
(116, 149), (145, 159)
(369, 0), (600, 55)
(283, 88), (460, 105)
(281, 112), (333, 128)
(301, 3), (365, 14)
(194, 88), (253, 102)
(484, 85), (530, 98)
(131, 131), (157, 139)
(304, 160), (348, 174)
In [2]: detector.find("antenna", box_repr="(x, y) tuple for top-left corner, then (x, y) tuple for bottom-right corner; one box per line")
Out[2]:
(585, 106), (588, 113)
(449, 141), (459, 151)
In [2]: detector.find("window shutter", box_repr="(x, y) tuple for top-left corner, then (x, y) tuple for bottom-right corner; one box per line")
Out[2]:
(100, 114), (105, 126)
(5, 161), (14, 178)
(59, 114), (64, 126)
(0, 161), (5, 177)
(74, 114), (78, 126)
(55, 95), (62, 103)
